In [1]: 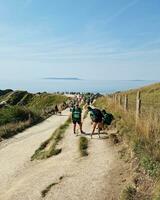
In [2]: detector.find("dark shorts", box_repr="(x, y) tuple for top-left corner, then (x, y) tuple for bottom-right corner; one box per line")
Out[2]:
(92, 117), (102, 123)
(72, 118), (81, 124)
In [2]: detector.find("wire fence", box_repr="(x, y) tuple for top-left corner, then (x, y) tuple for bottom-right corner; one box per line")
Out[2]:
(109, 91), (160, 122)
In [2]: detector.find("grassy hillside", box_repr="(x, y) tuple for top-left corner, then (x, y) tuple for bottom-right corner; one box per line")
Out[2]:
(0, 90), (69, 140)
(94, 82), (160, 200)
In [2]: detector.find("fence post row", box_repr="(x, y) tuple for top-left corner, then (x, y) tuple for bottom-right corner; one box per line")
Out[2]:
(124, 94), (128, 112)
(118, 95), (122, 106)
(110, 91), (142, 124)
(114, 94), (117, 104)
(136, 91), (141, 123)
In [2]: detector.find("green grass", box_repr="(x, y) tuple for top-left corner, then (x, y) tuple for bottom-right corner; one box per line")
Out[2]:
(41, 176), (64, 198)
(79, 136), (89, 157)
(120, 186), (137, 200)
(31, 117), (71, 161)
(95, 94), (160, 176)
(0, 106), (39, 126)
(6, 91), (28, 105)
(0, 106), (42, 139)
(27, 93), (68, 111)
(94, 82), (160, 199)
(41, 182), (59, 198)
(0, 90), (69, 140)
(117, 82), (160, 115)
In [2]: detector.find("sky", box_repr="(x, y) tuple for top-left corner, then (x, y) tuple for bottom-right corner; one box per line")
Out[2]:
(0, 0), (160, 81)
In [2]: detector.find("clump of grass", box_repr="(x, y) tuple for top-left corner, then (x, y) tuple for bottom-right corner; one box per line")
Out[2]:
(41, 182), (59, 198)
(120, 185), (137, 200)
(31, 118), (71, 161)
(41, 176), (64, 198)
(140, 155), (160, 177)
(79, 136), (89, 157)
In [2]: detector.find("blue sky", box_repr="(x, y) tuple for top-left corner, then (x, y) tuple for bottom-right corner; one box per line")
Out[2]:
(0, 0), (160, 80)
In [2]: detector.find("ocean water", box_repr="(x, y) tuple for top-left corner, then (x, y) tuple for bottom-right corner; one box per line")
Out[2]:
(0, 79), (157, 94)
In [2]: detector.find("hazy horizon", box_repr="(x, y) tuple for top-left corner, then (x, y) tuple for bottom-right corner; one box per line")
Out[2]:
(0, 79), (158, 94)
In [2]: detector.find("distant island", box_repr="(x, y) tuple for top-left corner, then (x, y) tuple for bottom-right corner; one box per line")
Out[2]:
(44, 77), (82, 80)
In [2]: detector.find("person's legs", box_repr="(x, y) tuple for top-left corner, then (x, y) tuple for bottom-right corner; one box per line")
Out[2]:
(73, 122), (76, 134)
(91, 122), (97, 138)
(98, 124), (100, 138)
(79, 122), (85, 134)
(97, 122), (103, 138)
(79, 122), (82, 132)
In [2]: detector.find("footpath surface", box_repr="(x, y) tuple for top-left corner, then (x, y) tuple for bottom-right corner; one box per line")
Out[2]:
(0, 111), (130, 200)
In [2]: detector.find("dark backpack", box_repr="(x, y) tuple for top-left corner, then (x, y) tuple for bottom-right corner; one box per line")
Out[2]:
(103, 112), (114, 125)
(90, 109), (103, 121)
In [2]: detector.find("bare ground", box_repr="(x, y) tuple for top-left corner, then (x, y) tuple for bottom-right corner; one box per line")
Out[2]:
(0, 111), (131, 200)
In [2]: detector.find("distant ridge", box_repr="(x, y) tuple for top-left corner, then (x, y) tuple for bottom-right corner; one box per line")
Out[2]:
(44, 77), (82, 80)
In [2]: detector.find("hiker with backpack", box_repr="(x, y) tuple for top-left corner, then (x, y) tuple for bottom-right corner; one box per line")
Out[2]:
(101, 109), (114, 127)
(70, 104), (85, 135)
(88, 106), (104, 138)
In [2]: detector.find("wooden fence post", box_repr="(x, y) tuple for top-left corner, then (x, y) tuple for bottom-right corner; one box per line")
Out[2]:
(114, 94), (116, 104)
(136, 91), (141, 123)
(124, 94), (128, 112)
(118, 95), (122, 106)
(112, 95), (115, 103)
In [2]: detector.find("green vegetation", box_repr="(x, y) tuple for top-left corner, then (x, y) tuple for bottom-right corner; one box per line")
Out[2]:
(41, 176), (64, 198)
(95, 90), (160, 177)
(0, 106), (42, 139)
(94, 82), (160, 199)
(6, 91), (29, 105)
(0, 90), (69, 140)
(0, 106), (39, 126)
(120, 186), (137, 200)
(119, 82), (160, 115)
(27, 93), (67, 111)
(41, 182), (59, 198)
(79, 136), (89, 157)
(31, 118), (71, 161)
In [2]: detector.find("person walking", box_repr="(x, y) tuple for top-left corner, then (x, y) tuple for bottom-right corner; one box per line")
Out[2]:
(71, 104), (85, 135)
(88, 106), (103, 138)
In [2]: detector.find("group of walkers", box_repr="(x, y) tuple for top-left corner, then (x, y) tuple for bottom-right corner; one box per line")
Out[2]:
(70, 101), (114, 138)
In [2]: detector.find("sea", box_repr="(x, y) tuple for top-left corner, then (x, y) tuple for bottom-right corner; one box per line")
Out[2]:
(0, 79), (158, 94)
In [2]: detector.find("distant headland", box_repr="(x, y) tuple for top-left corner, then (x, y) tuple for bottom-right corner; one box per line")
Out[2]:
(44, 77), (82, 81)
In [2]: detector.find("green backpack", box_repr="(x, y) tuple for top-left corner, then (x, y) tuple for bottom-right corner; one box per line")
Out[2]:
(72, 108), (81, 120)
(103, 113), (114, 125)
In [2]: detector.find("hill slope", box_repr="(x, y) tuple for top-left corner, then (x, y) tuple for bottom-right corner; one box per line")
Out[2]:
(0, 90), (69, 140)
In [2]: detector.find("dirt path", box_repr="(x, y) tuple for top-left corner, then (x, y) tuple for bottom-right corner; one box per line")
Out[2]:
(0, 109), (70, 193)
(0, 112), (130, 200)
